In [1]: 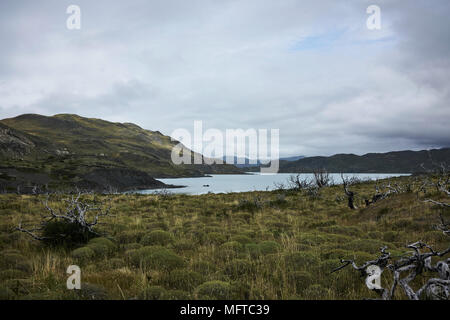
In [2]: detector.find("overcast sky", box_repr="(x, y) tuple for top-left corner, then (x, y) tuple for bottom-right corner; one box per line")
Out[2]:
(0, 0), (449, 157)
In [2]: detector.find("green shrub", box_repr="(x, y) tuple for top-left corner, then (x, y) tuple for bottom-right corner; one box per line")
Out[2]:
(147, 221), (169, 231)
(80, 283), (109, 300)
(303, 284), (329, 299)
(138, 286), (166, 300)
(288, 271), (314, 293)
(0, 269), (28, 281)
(320, 225), (362, 237)
(161, 289), (191, 300)
(224, 259), (253, 279)
(319, 259), (341, 274)
(245, 243), (261, 258)
(220, 241), (243, 252)
(258, 241), (280, 255)
(353, 251), (375, 264)
(159, 269), (204, 291)
(296, 233), (326, 246)
(367, 231), (383, 239)
(0, 253), (32, 272)
(191, 261), (216, 275)
(86, 237), (116, 256)
(343, 239), (388, 253)
(0, 286), (14, 300)
(41, 220), (96, 247)
(231, 235), (253, 245)
(284, 252), (319, 271)
(173, 239), (196, 252)
(141, 230), (174, 246)
(71, 247), (95, 261)
(105, 258), (126, 269)
(320, 249), (352, 260)
(89, 237), (116, 249)
(382, 231), (399, 242)
(205, 232), (227, 245)
(3, 278), (33, 295)
(123, 243), (142, 250)
(130, 246), (184, 271)
(116, 230), (146, 244)
(230, 281), (251, 299)
(196, 281), (231, 299)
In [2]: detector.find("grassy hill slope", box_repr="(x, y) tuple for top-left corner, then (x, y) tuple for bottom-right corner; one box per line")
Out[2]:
(0, 114), (242, 192)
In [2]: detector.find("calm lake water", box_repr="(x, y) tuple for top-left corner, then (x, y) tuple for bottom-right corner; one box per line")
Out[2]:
(139, 173), (410, 195)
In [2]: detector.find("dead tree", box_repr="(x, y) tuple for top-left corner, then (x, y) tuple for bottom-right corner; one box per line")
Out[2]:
(313, 168), (331, 189)
(364, 180), (404, 207)
(332, 193), (450, 299)
(341, 174), (357, 210)
(16, 193), (111, 246)
(288, 174), (311, 190)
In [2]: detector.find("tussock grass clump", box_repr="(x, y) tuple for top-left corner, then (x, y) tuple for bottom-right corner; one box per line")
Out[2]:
(161, 289), (191, 300)
(303, 284), (329, 299)
(140, 230), (174, 246)
(173, 239), (196, 252)
(288, 271), (314, 293)
(258, 241), (280, 255)
(205, 232), (227, 245)
(116, 230), (146, 244)
(79, 283), (109, 300)
(138, 286), (166, 300)
(0, 286), (14, 300)
(103, 258), (126, 269)
(86, 237), (116, 256)
(284, 252), (319, 271)
(159, 269), (204, 291)
(195, 281), (231, 299)
(245, 241), (279, 257)
(224, 259), (253, 279)
(191, 261), (216, 275)
(230, 234), (253, 246)
(342, 238), (389, 253)
(130, 246), (184, 271)
(71, 247), (95, 261)
(0, 269), (28, 281)
(0, 252), (32, 273)
(123, 243), (142, 250)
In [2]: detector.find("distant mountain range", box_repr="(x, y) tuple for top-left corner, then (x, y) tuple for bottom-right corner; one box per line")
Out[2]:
(0, 114), (242, 192)
(275, 148), (450, 173)
(222, 155), (305, 168)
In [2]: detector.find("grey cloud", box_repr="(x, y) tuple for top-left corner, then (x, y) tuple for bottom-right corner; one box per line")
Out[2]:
(0, 0), (449, 157)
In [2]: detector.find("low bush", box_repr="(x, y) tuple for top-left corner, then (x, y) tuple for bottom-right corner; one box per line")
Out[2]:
(140, 230), (174, 246)
(303, 284), (329, 299)
(130, 246), (185, 271)
(196, 281), (231, 299)
(0, 253), (32, 272)
(284, 252), (319, 271)
(71, 247), (95, 261)
(224, 259), (253, 279)
(138, 286), (166, 300)
(159, 269), (204, 291)
(288, 271), (314, 293)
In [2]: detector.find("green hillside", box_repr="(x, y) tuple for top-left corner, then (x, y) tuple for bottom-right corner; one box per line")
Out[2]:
(0, 114), (242, 192)
(277, 148), (450, 173)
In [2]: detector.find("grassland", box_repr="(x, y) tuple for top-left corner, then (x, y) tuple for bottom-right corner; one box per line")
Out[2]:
(0, 175), (448, 300)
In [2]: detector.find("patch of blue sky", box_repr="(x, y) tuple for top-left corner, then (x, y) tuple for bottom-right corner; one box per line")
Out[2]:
(290, 29), (396, 51)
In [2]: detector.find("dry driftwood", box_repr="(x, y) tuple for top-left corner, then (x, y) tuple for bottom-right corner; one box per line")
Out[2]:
(332, 183), (450, 300)
(16, 193), (111, 241)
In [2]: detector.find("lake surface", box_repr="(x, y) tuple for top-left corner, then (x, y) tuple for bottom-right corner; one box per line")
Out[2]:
(138, 173), (410, 195)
